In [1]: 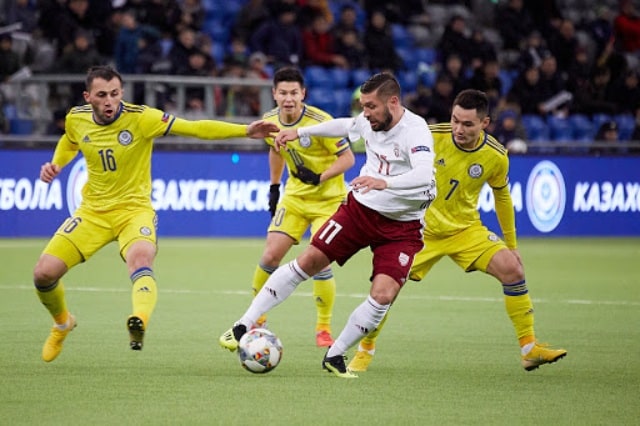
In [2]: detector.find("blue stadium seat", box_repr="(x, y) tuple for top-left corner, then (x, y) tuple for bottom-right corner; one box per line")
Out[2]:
(391, 24), (414, 48)
(329, 67), (350, 89)
(333, 88), (353, 117)
(396, 47), (418, 70)
(521, 114), (552, 153)
(614, 114), (635, 141)
(203, 18), (230, 43)
(498, 70), (516, 96)
(397, 70), (419, 93)
(568, 114), (595, 141)
(350, 68), (370, 88)
(304, 66), (333, 90)
(547, 115), (573, 141)
(306, 88), (337, 116)
(415, 48), (438, 65)
(591, 113), (613, 132)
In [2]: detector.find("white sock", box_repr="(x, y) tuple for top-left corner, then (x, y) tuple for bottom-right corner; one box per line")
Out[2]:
(239, 259), (309, 328)
(327, 295), (389, 358)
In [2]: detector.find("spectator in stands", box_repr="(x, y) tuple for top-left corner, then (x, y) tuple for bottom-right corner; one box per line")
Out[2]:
(427, 74), (456, 123)
(332, 4), (362, 41)
(363, 10), (403, 72)
(232, 0), (271, 44)
(468, 29), (498, 72)
(587, 6), (614, 60)
(40, 0), (96, 56)
(0, 34), (21, 83)
(247, 51), (271, 79)
(335, 28), (367, 70)
(46, 109), (67, 136)
(3, 0), (39, 33)
(566, 45), (593, 98)
(468, 58), (502, 111)
(297, 0), (333, 30)
(515, 30), (548, 72)
(224, 37), (251, 68)
(491, 108), (527, 151)
(302, 14), (347, 68)
(547, 19), (579, 74)
(591, 120), (622, 156)
(250, 3), (303, 68)
(438, 53), (469, 96)
(495, 0), (535, 52)
(217, 58), (261, 117)
(631, 107), (640, 142)
(613, 0), (640, 57)
(571, 65), (618, 116)
(506, 66), (546, 116)
(437, 14), (471, 67)
(537, 52), (570, 115)
(523, 0), (562, 36)
(114, 9), (161, 74)
(176, 0), (205, 33)
(609, 69), (640, 115)
(168, 27), (200, 74)
(54, 30), (105, 74)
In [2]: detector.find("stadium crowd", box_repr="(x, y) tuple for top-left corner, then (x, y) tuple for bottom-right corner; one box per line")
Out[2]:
(0, 0), (639, 153)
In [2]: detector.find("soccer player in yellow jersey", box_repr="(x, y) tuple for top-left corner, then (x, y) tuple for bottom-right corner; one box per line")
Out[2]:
(349, 89), (567, 372)
(34, 65), (279, 362)
(252, 67), (355, 346)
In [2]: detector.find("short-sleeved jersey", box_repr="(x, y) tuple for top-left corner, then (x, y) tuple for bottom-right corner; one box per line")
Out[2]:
(65, 102), (174, 211)
(425, 123), (509, 237)
(263, 104), (350, 200)
(350, 109), (436, 221)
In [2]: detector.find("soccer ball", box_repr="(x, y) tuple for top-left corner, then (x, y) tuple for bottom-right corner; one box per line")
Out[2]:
(238, 328), (283, 374)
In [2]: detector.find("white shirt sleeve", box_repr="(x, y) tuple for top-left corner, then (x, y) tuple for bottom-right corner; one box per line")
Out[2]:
(297, 118), (355, 138)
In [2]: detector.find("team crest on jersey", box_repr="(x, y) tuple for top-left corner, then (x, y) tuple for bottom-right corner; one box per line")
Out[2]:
(393, 143), (400, 157)
(299, 135), (311, 148)
(140, 226), (152, 236)
(118, 130), (133, 146)
(468, 163), (483, 178)
(398, 252), (410, 267)
(488, 233), (499, 242)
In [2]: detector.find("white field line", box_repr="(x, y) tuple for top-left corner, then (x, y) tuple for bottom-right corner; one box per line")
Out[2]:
(2, 284), (639, 307)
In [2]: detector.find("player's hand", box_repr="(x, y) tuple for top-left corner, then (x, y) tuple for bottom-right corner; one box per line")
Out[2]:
(268, 184), (280, 217)
(511, 249), (523, 266)
(351, 176), (387, 194)
(246, 120), (280, 139)
(292, 164), (321, 186)
(274, 128), (299, 151)
(40, 162), (61, 183)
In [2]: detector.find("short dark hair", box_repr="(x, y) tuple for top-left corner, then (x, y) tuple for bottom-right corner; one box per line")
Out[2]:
(85, 65), (123, 91)
(273, 66), (305, 88)
(453, 89), (489, 118)
(360, 72), (401, 100)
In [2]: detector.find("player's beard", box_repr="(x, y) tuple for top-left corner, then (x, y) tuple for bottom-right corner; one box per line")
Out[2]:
(94, 109), (117, 125)
(370, 108), (393, 132)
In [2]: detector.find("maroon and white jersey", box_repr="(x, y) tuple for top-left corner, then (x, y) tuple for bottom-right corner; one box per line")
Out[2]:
(349, 109), (436, 221)
(297, 109), (436, 221)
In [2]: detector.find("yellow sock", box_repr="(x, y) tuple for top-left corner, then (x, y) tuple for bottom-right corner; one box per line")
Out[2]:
(503, 281), (535, 346)
(252, 264), (275, 326)
(313, 270), (336, 332)
(131, 268), (157, 325)
(360, 311), (389, 350)
(36, 280), (69, 325)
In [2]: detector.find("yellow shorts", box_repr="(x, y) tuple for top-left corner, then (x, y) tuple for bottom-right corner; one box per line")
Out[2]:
(269, 194), (344, 243)
(43, 205), (158, 268)
(409, 223), (507, 281)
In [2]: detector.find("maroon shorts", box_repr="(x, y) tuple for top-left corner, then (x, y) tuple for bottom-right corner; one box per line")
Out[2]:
(311, 192), (424, 286)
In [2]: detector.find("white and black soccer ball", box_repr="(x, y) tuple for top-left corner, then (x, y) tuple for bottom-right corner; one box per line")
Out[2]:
(238, 328), (283, 374)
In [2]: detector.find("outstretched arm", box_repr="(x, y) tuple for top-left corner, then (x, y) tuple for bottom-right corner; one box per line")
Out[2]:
(169, 118), (279, 140)
(41, 134), (79, 183)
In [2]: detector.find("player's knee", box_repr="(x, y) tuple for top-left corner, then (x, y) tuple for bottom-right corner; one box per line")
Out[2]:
(33, 258), (65, 288)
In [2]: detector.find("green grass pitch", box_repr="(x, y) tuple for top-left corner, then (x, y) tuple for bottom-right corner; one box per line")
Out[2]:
(0, 237), (638, 425)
